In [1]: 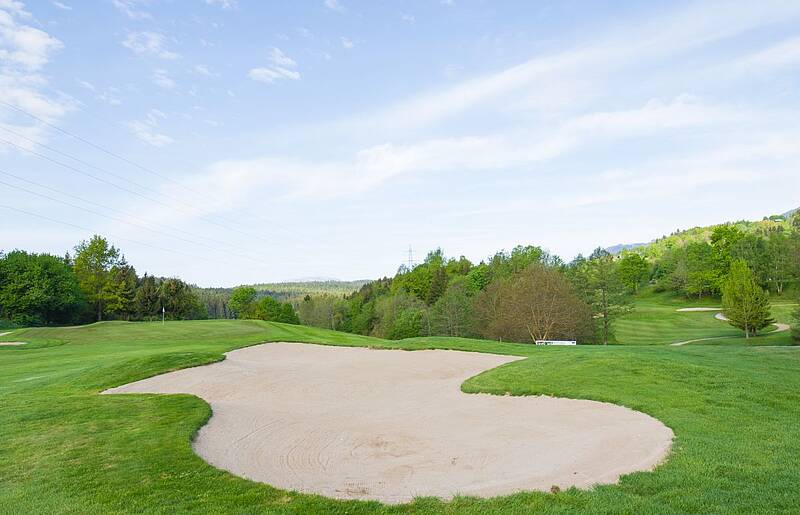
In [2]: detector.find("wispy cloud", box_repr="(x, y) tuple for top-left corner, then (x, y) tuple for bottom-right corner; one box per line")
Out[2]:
(248, 47), (300, 84)
(113, 0), (151, 20)
(122, 31), (180, 59)
(340, 36), (354, 49)
(732, 35), (800, 73)
(152, 68), (176, 89)
(51, 1), (71, 10)
(205, 0), (236, 9)
(127, 109), (174, 147)
(193, 64), (216, 77)
(324, 0), (343, 13)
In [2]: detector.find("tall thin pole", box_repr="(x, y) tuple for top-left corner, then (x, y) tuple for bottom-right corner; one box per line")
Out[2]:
(162, 306), (165, 325)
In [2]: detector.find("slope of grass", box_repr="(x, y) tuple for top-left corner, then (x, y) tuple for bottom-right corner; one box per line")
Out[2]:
(615, 289), (796, 346)
(1, 320), (799, 513)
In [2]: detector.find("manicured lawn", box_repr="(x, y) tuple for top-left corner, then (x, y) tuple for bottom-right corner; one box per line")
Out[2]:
(1, 320), (799, 513)
(615, 290), (796, 346)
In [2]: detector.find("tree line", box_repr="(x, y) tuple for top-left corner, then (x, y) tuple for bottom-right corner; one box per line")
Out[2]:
(296, 245), (631, 345)
(0, 235), (205, 326)
(297, 212), (800, 344)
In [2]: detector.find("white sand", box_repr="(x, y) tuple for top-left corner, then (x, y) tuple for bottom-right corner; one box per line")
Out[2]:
(105, 342), (673, 503)
(0, 342), (26, 346)
(676, 307), (721, 312)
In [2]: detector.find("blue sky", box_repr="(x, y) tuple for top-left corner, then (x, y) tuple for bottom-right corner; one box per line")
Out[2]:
(1, 0), (799, 286)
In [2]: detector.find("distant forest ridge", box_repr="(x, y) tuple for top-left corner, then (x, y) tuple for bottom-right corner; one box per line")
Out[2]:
(606, 207), (799, 257)
(198, 280), (371, 301)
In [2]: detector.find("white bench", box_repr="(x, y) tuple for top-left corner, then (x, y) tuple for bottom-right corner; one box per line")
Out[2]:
(535, 340), (577, 346)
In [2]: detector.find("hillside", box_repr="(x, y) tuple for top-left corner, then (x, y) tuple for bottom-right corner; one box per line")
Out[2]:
(199, 280), (369, 302)
(608, 208), (798, 258)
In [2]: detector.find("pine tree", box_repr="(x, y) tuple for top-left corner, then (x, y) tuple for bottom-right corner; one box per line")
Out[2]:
(721, 260), (773, 338)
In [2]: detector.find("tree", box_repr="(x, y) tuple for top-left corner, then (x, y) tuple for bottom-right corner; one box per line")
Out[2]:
(229, 286), (257, 319)
(792, 303), (800, 343)
(721, 260), (773, 338)
(0, 250), (85, 325)
(298, 294), (340, 329)
(73, 236), (122, 321)
(587, 249), (631, 345)
(791, 212), (800, 231)
(372, 291), (426, 339)
(474, 265), (593, 344)
(104, 262), (137, 320)
(685, 242), (722, 298)
(762, 234), (796, 295)
(431, 276), (473, 337)
(617, 253), (649, 293)
(158, 278), (206, 320)
(134, 274), (160, 320)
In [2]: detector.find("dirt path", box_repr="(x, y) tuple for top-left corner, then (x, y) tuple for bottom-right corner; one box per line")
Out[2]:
(105, 342), (673, 504)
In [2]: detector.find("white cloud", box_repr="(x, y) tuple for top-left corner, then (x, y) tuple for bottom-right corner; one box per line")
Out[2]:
(324, 0), (343, 12)
(127, 109), (174, 147)
(0, 1), (70, 153)
(205, 0), (236, 9)
(733, 35), (800, 72)
(340, 36), (354, 49)
(51, 1), (71, 10)
(193, 64), (216, 76)
(122, 31), (180, 59)
(152, 68), (175, 89)
(248, 47), (300, 84)
(0, 5), (63, 69)
(401, 13), (415, 23)
(269, 47), (296, 67)
(351, 2), (800, 133)
(145, 95), (745, 217)
(76, 78), (95, 91)
(248, 66), (299, 83)
(113, 0), (151, 20)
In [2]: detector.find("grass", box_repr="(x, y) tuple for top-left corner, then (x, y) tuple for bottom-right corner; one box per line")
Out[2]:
(0, 318), (799, 513)
(614, 289), (796, 346)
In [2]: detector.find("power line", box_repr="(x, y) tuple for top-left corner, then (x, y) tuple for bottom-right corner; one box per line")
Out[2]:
(0, 204), (242, 269)
(0, 135), (290, 247)
(0, 167), (247, 251)
(0, 127), (306, 247)
(0, 100), (305, 244)
(0, 173), (272, 266)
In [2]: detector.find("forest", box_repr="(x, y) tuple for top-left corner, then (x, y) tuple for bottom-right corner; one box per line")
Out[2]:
(0, 235), (298, 327)
(293, 212), (800, 344)
(2, 212), (799, 344)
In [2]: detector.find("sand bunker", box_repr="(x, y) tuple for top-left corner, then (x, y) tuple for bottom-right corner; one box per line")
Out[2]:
(0, 342), (26, 346)
(105, 342), (673, 503)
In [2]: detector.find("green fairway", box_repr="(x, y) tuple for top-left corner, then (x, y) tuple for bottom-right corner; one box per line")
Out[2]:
(1, 320), (799, 514)
(614, 290), (796, 346)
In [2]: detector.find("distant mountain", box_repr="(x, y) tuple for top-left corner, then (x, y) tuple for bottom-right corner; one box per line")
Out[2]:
(605, 242), (649, 255)
(782, 207), (798, 218)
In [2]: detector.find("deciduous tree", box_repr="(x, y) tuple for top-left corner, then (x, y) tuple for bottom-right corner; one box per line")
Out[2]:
(229, 286), (257, 319)
(73, 236), (122, 321)
(0, 251), (85, 325)
(587, 248), (631, 345)
(721, 260), (773, 338)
